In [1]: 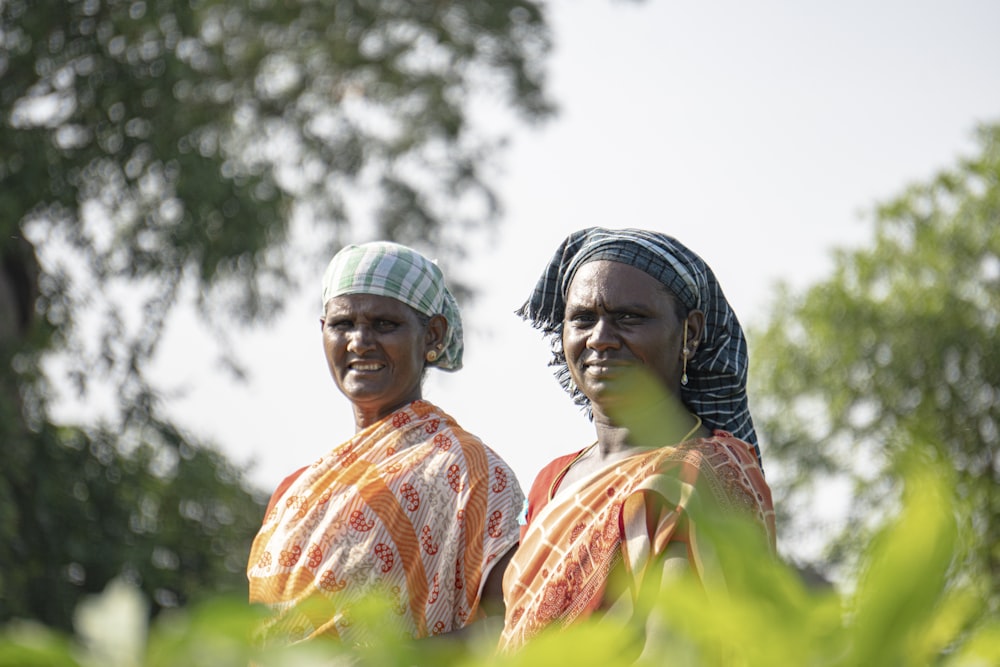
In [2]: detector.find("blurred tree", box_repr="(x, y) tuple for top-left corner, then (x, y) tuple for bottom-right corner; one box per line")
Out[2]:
(0, 419), (266, 631)
(1, 0), (553, 405)
(750, 122), (1000, 611)
(0, 0), (555, 630)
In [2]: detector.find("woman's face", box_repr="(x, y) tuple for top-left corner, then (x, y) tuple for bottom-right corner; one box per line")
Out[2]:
(562, 260), (699, 412)
(321, 293), (440, 426)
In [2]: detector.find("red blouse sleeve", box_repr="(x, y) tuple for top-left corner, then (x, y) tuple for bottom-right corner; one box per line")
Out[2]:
(520, 451), (584, 541)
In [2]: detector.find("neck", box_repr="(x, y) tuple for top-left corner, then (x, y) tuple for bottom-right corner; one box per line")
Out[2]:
(592, 420), (632, 455)
(352, 396), (422, 432)
(592, 399), (703, 453)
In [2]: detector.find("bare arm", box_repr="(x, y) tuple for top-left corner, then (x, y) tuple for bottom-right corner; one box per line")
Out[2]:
(479, 544), (516, 617)
(429, 544), (517, 646)
(636, 541), (698, 664)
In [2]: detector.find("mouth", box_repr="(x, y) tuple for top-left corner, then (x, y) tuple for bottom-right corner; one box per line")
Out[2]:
(583, 359), (630, 377)
(348, 360), (386, 372)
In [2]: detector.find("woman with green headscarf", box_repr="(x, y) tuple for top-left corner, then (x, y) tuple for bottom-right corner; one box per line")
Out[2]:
(248, 241), (523, 648)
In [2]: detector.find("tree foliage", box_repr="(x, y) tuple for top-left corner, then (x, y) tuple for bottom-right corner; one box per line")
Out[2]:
(0, 0), (555, 630)
(0, 413), (268, 631)
(1, 0), (553, 406)
(750, 122), (1000, 609)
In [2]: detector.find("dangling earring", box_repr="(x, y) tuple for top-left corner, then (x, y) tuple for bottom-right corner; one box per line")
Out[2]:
(681, 320), (689, 386)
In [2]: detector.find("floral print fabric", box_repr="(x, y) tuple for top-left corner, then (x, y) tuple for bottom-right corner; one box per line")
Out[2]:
(248, 400), (523, 645)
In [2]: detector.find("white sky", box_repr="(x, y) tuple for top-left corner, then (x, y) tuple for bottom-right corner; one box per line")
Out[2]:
(71, 0), (1000, 553)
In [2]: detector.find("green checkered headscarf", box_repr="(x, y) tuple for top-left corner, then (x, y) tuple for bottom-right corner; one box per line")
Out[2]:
(321, 241), (464, 371)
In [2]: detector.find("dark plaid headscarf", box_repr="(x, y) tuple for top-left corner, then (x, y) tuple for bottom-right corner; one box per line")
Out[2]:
(517, 227), (761, 466)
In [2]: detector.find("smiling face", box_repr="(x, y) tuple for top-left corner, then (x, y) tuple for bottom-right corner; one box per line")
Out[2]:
(321, 293), (445, 428)
(562, 260), (703, 418)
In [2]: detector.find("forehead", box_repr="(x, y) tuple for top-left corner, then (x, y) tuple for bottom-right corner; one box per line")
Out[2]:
(565, 260), (674, 307)
(324, 293), (416, 318)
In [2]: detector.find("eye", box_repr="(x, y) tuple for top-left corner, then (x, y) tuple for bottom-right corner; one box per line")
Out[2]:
(374, 319), (400, 332)
(326, 318), (352, 331)
(566, 310), (596, 327)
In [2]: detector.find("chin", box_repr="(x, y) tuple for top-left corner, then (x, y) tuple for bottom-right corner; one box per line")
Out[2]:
(338, 383), (387, 403)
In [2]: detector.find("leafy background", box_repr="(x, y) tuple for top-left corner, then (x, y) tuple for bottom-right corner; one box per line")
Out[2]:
(1, 0), (999, 663)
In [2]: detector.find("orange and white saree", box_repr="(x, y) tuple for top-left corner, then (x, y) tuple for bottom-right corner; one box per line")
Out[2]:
(499, 433), (774, 651)
(247, 400), (523, 645)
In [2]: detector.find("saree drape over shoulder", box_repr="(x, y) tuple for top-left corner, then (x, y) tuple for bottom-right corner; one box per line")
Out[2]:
(247, 400), (523, 645)
(499, 433), (774, 651)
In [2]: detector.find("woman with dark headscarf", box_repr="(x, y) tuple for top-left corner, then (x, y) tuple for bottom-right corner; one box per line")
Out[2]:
(247, 241), (523, 647)
(499, 228), (775, 654)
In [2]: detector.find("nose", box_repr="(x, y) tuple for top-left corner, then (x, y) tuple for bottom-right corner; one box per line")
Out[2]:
(346, 324), (376, 353)
(586, 315), (620, 351)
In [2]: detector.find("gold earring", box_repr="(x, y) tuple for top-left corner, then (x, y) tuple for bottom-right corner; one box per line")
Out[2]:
(681, 320), (689, 386)
(426, 349), (439, 363)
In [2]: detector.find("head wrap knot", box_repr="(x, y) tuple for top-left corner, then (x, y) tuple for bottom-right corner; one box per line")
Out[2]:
(517, 227), (760, 465)
(322, 241), (463, 371)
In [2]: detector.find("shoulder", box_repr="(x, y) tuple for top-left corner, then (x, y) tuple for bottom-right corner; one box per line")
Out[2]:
(531, 451), (583, 495)
(686, 430), (764, 472)
(426, 404), (519, 469)
(675, 432), (774, 539)
(263, 465), (309, 518)
(661, 431), (770, 497)
(523, 449), (587, 527)
(422, 409), (524, 490)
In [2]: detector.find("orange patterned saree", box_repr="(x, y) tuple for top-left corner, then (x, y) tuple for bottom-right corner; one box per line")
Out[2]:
(247, 400), (523, 645)
(499, 434), (774, 651)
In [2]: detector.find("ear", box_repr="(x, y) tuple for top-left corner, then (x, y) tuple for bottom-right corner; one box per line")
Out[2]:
(424, 314), (449, 354)
(684, 310), (706, 354)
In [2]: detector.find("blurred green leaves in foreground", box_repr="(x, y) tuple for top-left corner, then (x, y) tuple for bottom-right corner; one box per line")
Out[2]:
(2, 452), (996, 667)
